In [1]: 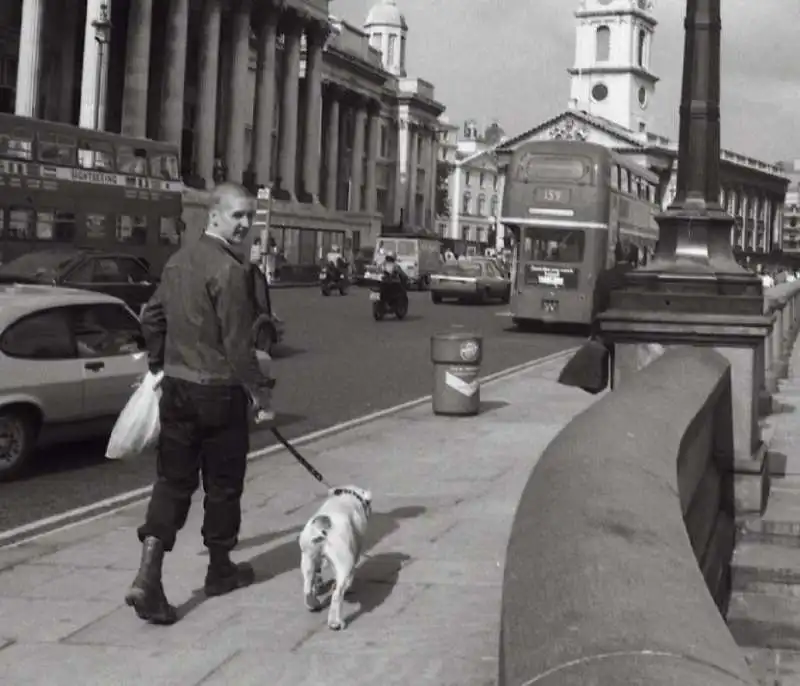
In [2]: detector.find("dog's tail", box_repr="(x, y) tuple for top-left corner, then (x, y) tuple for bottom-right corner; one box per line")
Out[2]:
(308, 515), (332, 544)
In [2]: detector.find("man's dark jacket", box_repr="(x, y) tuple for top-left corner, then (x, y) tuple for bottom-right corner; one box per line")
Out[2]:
(141, 234), (271, 397)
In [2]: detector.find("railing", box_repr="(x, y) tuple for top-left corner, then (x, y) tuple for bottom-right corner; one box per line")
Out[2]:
(499, 281), (800, 684)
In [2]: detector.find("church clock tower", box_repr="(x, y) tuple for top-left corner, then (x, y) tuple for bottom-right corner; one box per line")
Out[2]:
(567, 0), (658, 134)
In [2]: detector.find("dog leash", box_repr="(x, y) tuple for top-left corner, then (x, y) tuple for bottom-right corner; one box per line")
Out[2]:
(270, 427), (332, 489)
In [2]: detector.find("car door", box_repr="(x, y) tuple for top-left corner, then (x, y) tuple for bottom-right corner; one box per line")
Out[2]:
(485, 261), (508, 297)
(0, 307), (86, 422)
(69, 303), (148, 419)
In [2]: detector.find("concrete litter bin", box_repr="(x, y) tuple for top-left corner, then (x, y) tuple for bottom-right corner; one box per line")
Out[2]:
(431, 332), (483, 416)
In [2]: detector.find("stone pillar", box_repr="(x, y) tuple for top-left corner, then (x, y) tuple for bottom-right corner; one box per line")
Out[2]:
(58, 0), (79, 123)
(324, 84), (341, 209)
(194, 0), (221, 188)
(299, 22), (326, 202)
(428, 133), (439, 228)
(15, 0), (45, 117)
(420, 134), (431, 228)
(349, 100), (367, 212)
(275, 13), (302, 200)
(121, 0), (153, 137)
(224, 0), (252, 183)
(79, 0), (112, 129)
(365, 104), (380, 214)
(159, 0), (189, 147)
(252, 5), (279, 186)
(407, 125), (419, 225)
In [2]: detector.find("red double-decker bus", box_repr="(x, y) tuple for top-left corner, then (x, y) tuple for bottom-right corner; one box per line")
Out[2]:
(501, 140), (660, 328)
(0, 113), (183, 274)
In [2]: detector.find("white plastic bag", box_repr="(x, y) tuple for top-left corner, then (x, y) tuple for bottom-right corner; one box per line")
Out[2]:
(106, 370), (164, 459)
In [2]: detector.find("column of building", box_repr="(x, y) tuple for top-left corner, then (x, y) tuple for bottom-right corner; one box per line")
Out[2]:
(251, 3), (280, 187)
(407, 123), (419, 225)
(120, 0), (153, 137)
(159, 0), (190, 149)
(15, 0), (45, 117)
(298, 21), (327, 202)
(323, 83), (341, 209)
(349, 96), (367, 212)
(364, 103), (381, 214)
(273, 11), (302, 200)
(224, 0), (252, 183)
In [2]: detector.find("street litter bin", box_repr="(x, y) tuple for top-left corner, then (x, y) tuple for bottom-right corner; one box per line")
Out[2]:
(431, 332), (483, 416)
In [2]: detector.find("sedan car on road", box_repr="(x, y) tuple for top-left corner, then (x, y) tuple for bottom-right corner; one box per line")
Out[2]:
(0, 285), (149, 480)
(0, 249), (158, 314)
(430, 258), (511, 304)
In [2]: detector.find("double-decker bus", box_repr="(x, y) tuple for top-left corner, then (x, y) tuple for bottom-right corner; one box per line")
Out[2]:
(0, 113), (183, 274)
(501, 140), (660, 328)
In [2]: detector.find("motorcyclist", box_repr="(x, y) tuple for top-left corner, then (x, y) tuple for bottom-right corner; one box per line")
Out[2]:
(381, 251), (409, 290)
(325, 245), (348, 281)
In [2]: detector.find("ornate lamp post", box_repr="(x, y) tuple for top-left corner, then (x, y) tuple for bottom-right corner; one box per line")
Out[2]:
(91, 3), (112, 131)
(607, 0), (763, 316)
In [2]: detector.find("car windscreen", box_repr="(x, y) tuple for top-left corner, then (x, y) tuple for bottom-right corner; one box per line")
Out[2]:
(0, 251), (78, 280)
(441, 262), (483, 277)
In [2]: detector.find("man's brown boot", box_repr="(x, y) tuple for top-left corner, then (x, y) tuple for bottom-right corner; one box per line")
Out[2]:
(125, 536), (178, 624)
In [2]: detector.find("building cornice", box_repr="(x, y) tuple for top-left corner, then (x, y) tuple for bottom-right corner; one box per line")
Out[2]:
(575, 8), (657, 28)
(567, 65), (659, 84)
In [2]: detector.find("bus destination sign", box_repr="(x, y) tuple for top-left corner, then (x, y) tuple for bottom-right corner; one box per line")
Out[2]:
(71, 168), (118, 185)
(525, 264), (579, 289)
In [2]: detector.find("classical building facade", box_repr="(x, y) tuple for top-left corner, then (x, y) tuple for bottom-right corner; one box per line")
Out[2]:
(777, 160), (800, 257)
(455, 0), (788, 255)
(1, 0), (444, 272)
(436, 118), (505, 249)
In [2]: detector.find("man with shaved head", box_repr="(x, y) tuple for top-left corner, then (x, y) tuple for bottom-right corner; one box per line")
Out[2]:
(126, 182), (274, 625)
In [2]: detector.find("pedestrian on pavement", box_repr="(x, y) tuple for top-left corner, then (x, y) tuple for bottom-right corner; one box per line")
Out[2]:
(126, 182), (275, 625)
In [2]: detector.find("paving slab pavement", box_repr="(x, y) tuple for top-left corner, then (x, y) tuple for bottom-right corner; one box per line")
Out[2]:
(0, 352), (595, 686)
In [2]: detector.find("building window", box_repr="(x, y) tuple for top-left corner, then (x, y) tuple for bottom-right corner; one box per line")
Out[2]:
(464, 171), (471, 186)
(400, 36), (407, 71)
(477, 194), (486, 216)
(493, 175), (499, 191)
(370, 32), (381, 50)
(637, 29), (647, 67)
(479, 172), (485, 188)
(387, 34), (397, 65)
(490, 196), (499, 217)
(462, 192), (471, 215)
(595, 26), (610, 62)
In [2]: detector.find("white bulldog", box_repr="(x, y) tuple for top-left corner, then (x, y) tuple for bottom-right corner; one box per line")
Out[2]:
(298, 485), (373, 630)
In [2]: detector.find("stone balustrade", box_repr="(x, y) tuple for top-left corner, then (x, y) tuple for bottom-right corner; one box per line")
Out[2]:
(498, 283), (800, 685)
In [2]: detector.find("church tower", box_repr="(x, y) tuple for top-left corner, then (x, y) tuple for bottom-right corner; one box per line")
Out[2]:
(364, 0), (408, 77)
(567, 0), (658, 134)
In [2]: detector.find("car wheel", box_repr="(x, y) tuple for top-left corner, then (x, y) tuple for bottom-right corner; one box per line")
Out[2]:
(0, 408), (37, 482)
(431, 293), (442, 304)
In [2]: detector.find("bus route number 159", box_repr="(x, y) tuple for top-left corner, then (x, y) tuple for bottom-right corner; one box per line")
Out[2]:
(536, 188), (567, 203)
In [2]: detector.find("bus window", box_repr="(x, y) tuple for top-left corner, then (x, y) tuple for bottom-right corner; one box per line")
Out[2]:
(525, 227), (585, 264)
(377, 239), (397, 255)
(150, 152), (180, 181)
(5, 207), (35, 239)
(38, 133), (77, 166)
(116, 215), (147, 245)
(0, 129), (34, 160)
(118, 146), (148, 176)
(78, 140), (114, 171)
(85, 213), (108, 240)
(396, 240), (416, 256)
(159, 217), (181, 246)
(35, 210), (76, 241)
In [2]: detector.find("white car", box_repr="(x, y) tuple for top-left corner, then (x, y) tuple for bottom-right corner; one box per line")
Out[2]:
(0, 284), (150, 480)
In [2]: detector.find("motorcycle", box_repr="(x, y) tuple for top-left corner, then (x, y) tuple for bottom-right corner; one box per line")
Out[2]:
(370, 273), (409, 321)
(319, 264), (348, 296)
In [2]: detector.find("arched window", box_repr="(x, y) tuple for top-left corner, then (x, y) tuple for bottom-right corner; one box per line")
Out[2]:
(462, 192), (471, 214)
(370, 32), (381, 50)
(595, 26), (610, 62)
(637, 29), (646, 67)
(477, 194), (486, 216)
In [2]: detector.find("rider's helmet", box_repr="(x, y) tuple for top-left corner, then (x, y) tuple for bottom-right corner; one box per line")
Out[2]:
(331, 244), (341, 253)
(384, 250), (397, 263)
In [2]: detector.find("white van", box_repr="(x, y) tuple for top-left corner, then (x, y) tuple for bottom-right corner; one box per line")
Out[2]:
(373, 236), (443, 290)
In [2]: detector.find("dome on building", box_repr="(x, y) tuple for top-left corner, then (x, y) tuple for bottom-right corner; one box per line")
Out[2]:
(365, 0), (407, 30)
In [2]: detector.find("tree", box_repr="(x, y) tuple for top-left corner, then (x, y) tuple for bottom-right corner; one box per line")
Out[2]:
(435, 159), (452, 217)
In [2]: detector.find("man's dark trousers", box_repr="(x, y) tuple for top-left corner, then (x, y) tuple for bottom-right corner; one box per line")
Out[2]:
(137, 377), (249, 553)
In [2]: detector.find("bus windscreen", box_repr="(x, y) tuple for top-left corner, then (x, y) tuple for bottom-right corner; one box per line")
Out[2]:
(523, 227), (585, 264)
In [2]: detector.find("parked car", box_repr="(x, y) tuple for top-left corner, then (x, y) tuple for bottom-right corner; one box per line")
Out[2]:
(0, 249), (158, 314)
(430, 258), (511, 304)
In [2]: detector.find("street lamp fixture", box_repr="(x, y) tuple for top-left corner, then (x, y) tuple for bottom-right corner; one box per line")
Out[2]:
(91, 3), (112, 131)
(608, 0), (763, 316)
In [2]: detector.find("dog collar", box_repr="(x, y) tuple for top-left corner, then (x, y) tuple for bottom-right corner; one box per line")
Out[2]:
(333, 488), (371, 515)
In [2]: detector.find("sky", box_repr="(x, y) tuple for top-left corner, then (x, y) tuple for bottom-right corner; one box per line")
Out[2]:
(332, 0), (800, 164)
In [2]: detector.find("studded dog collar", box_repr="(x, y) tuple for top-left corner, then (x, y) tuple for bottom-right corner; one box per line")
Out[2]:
(333, 488), (371, 515)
